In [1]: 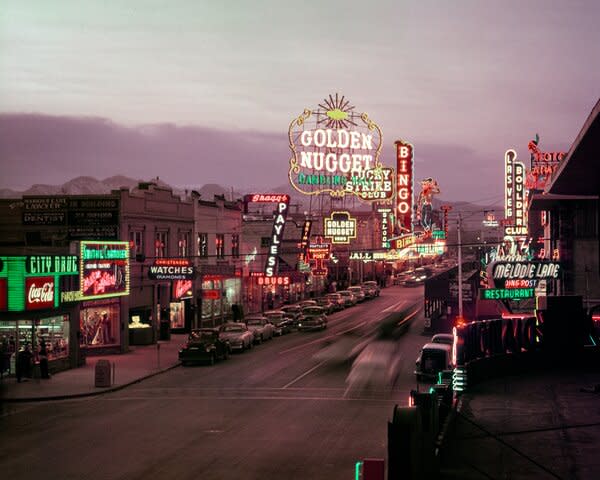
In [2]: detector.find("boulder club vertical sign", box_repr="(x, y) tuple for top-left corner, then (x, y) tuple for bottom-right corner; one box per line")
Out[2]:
(395, 140), (414, 234)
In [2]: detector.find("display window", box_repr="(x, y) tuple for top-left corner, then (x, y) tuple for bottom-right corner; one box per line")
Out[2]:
(169, 301), (185, 329)
(80, 301), (120, 348)
(36, 315), (69, 360)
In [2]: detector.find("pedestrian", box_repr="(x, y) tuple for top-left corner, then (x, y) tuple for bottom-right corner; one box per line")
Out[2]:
(16, 343), (33, 383)
(39, 340), (50, 379)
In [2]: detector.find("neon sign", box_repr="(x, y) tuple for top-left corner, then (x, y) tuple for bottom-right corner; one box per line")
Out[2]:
(148, 259), (194, 280)
(349, 251), (374, 262)
(378, 207), (392, 248)
(288, 94), (383, 198)
(254, 275), (291, 286)
(492, 261), (560, 280)
(345, 166), (394, 201)
(480, 288), (535, 300)
(504, 149), (528, 236)
(526, 134), (567, 190)
(266, 196), (290, 277)
(308, 243), (330, 276)
(25, 276), (55, 310)
(416, 177), (440, 232)
(25, 255), (78, 275)
(80, 241), (130, 300)
(172, 279), (193, 299)
(395, 140), (414, 234)
(324, 211), (357, 244)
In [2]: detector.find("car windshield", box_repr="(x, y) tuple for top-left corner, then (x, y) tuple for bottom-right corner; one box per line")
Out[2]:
(189, 331), (216, 341)
(223, 325), (244, 332)
(303, 307), (324, 315)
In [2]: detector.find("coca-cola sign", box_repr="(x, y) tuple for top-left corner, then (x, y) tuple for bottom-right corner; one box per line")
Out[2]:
(25, 276), (55, 310)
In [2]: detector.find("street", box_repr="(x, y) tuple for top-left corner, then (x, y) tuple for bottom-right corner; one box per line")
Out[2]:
(0, 285), (427, 480)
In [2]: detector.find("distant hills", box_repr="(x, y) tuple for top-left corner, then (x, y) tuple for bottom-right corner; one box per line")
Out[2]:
(0, 175), (500, 230)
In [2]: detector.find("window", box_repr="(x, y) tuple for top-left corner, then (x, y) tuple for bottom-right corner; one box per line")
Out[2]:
(178, 231), (190, 257)
(155, 231), (168, 258)
(198, 233), (208, 257)
(216, 234), (225, 259)
(129, 230), (144, 257)
(231, 234), (240, 258)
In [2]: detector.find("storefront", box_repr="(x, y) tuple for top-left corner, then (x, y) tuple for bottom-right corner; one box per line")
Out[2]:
(0, 254), (81, 374)
(199, 268), (242, 326)
(170, 279), (194, 332)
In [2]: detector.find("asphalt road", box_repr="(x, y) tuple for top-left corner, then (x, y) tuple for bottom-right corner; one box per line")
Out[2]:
(0, 285), (430, 480)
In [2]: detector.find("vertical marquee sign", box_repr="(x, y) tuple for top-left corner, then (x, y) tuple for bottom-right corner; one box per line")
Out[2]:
(378, 207), (392, 249)
(504, 149), (527, 236)
(288, 94), (384, 200)
(243, 194), (291, 277)
(395, 140), (414, 234)
(80, 241), (130, 300)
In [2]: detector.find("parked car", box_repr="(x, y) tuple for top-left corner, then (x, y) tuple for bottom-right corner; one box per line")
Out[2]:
(337, 290), (357, 307)
(280, 304), (304, 328)
(179, 328), (230, 366)
(431, 333), (454, 346)
(325, 293), (345, 311)
(348, 286), (366, 303)
(264, 310), (293, 335)
(315, 296), (336, 314)
(361, 281), (380, 298)
(298, 299), (318, 308)
(245, 315), (274, 343)
(218, 322), (254, 352)
(415, 342), (453, 382)
(298, 306), (328, 331)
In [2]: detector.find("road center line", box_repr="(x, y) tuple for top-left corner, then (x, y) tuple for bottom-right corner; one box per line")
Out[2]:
(282, 359), (328, 389)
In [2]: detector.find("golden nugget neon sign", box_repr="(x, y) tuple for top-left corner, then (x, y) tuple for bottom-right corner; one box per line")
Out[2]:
(288, 94), (383, 198)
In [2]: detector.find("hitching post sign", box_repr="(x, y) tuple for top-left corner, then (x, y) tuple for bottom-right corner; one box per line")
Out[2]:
(288, 94), (385, 200)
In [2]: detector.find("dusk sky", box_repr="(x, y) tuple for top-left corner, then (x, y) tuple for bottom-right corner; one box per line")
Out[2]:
(1, 0), (599, 203)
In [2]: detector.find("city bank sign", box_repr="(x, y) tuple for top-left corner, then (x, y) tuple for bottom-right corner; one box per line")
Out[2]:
(288, 94), (385, 199)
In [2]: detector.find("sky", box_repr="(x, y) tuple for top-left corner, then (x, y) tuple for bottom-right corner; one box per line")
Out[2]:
(1, 0), (599, 203)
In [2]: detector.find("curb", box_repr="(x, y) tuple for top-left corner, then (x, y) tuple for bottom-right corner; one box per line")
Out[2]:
(0, 362), (181, 403)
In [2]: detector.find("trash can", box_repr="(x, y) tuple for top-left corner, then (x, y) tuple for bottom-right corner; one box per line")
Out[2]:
(95, 359), (112, 388)
(159, 321), (171, 341)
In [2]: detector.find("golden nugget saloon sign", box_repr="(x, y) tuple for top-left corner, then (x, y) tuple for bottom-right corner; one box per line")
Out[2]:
(288, 94), (387, 200)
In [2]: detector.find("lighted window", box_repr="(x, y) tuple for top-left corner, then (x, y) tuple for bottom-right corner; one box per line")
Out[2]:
(129, 230), (144, 257)
(231, 234), (240, 258)
(216, 234), (225, 259)
(198, 233), (208, 257)
(155, 231), (168, 258)
(178, 231), (190, 257)
(79, 301), (120, 348)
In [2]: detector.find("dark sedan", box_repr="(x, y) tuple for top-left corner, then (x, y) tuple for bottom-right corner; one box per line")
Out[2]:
(179, 328), (230, 366)
(298, 306), (328, 331)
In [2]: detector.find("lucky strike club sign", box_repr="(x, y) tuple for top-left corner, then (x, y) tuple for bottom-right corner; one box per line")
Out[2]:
(80, 241), (130, 300)
(288, 94), (390, 201)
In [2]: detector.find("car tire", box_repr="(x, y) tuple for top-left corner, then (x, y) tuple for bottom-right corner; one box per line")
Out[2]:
(208, 353), (215, 366)
(223, 347), (229, 360)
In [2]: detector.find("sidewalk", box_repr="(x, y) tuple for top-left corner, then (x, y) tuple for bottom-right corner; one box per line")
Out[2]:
(0, 334), (186, 402)
(438, 369), (600, 479)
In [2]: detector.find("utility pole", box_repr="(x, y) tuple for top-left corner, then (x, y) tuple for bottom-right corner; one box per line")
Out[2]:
(457, 213), (463, 322)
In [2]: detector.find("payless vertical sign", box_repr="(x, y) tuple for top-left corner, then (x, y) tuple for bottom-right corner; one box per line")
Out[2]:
(265, 199), (289, 277)
(395, 140), (414, 235)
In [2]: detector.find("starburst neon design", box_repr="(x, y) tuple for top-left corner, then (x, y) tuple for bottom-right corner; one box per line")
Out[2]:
(315, 93), (358, 129)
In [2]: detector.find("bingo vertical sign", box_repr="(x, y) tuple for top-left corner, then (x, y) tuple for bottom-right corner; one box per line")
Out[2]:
(395, 140), (414, 234)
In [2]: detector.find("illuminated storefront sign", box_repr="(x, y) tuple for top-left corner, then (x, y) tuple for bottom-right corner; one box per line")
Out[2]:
(244, 194), (291, 277)
(395, 140), (414, 234)
(252, 275), (291, 286)
(324, 211), (357, 244)
(416, 177), (440, 233)
(526, 134), (567, 191)
(25, 255), (78, 275)
(492, 261), (560, 281)
(172, 280), (193, 299)
(483, 211), (499, 227)
(378, 208), (392, 249)
(288, 94), (383, 198)
(308, 243), (330, 276)
(299, 220), (312, 261)
(505, 279), (538, 288)
(349, 251), (374, 262)
(441, 205), (452, 239)
(345, 166), (394, 201)
(202, 289), (221, 300)
(80, 241), (130, 300)
(504, 149), (528, 236)
(480, 288), (535, 300)
(25, 276), (55, 310)
(148, 258), (194, 280)
(391, 233), (417, 250)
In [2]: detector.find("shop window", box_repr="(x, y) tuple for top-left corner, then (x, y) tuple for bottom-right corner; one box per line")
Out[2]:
(36, 315), (69, 360)
(178, 231), (190, 257)
(198, 233), (208, 257)
(170, 302), (185, 329)
(80, 302), (120, 348)
(216, 234), (225, 259)
(231, 234), (240, 259)
(155, 231), (168, 258)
